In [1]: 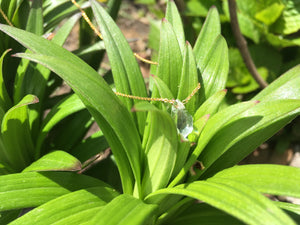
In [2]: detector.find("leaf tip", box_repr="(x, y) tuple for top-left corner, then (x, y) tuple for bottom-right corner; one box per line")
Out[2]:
(33, 96), (39, 104)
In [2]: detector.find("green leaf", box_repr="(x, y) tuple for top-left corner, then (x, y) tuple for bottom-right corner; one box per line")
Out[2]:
(0, 24), (142, 195)
(9, 187), (119, 225)
(198, 35), (229, 103)
(211, 164), (300, 199)
(150, 75), (174, 101)
(194, 89), (227, 121)
(275, 202), (300, 216)
(177, 42), (199, 114)
(43, 0), (85, 32)
(26, 0), (43, 35)
(147, 180), (296, 225)
(255, 3), (285, 25)
(253, 65), (300, 102)
(71, 130), (109, 162)
(0, 94), (38, 171)
(91, 194), (158, 225)
(91, 0), (147, 134)
(0, 171), (112, 211)
(156, 18), (183, 97)
(0, 49), (12, 112)
(272, 0), (300, 35)
(166, 0), (185, 53)
(202, 99), (300, 178)
(170, 100), (258, 187)
(167, 203), (243, 225)
(141, 110), (178, 196)
(193, 6), (221, 71)
(22, 151), (82, 172)
(35, 94), (85, 155)
(14, 13), (80, 104)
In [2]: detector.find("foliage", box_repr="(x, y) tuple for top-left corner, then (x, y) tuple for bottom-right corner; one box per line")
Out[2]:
(0, 0), (300, 224)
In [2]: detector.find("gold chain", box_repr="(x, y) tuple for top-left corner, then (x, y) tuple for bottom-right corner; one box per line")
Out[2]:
(116, 83), (201, 106)
(71, 0), (157, 65)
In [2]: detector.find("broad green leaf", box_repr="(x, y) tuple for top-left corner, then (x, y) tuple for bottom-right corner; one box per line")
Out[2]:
(188, 114), (210, 143)
(91, 0), (147, 134)
(0, 49), (12, 112)
(166, 203), (243, 225)
(0, 171), (112, 211)
(194, 89), (227, 121)
(150, 75), (174, 101)
(43, 0), (86, 32)
(142, 109), (178, 197)
(46, 109), (92, 152)
(71, 130), (109, 161)
(171, 139), (190, 179)
(0, 24), (142, 195)
(253, 65), (300, 102)
(14, 13), (80, 103)
(156, 18), (183, 97)
(147, 180), (296, 225)
(275, 202), (300, 216)
(193, 6), (220, 70)
(165, 0), (185, 53)
(26, 0), (43, 35)
(200, 100), (300, 178)
(211, 164), (300, 199)
(177, 42), (199, 114)
(0, 94), (38, 171)
(169, 100), (258, 187)
(35, 94), (85, 155)
(272, 0), (300, 35)
(23, 151), (82, 172)
(255, 3), (285, 25)
(198, 35), (229, 103)
(91, 194), (158, 225)
(9, 187), (119, 225)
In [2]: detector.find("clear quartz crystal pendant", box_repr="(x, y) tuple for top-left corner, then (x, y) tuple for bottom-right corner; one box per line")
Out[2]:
(171, 100), (193, 139)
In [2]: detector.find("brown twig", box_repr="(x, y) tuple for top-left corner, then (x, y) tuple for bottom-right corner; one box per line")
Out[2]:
(78, 148), (111, 174)
(228, 0), (268, 89)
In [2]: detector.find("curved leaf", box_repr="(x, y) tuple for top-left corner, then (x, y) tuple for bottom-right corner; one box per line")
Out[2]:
(201, 99), (300, 178)
(156, 18), (183, 97)
(35, 94), (85, 154)
(91, 0), (147, 134)
(193, 6), (221, 70)
(211, 164), (300, 199)
(177, 42), (199, 114)
(0, 49), (12, 112)
(167, 203), (243, 225)
(198, 35), (229, 103)
(141, 110), (178, 197)
(0, 24), (142, 195)
(0, 171), (112, 211)
(91, 194), (158, 225)
(0, 94), (38, 171)
(147, 180), (296, 225)
(22, 151), (82, 172)
(194, 89), (227, 121)
(9, 187), (119, 225)
(165, 0), (185, 53)
(170, 100), (258, 187)
(253, 65), (300, 102)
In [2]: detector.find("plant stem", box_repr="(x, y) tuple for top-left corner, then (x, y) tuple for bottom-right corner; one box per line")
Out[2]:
(228, 0), (268, 89)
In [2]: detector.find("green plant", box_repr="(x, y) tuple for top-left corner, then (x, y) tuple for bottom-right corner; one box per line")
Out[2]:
(0, 0), (300, 224)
